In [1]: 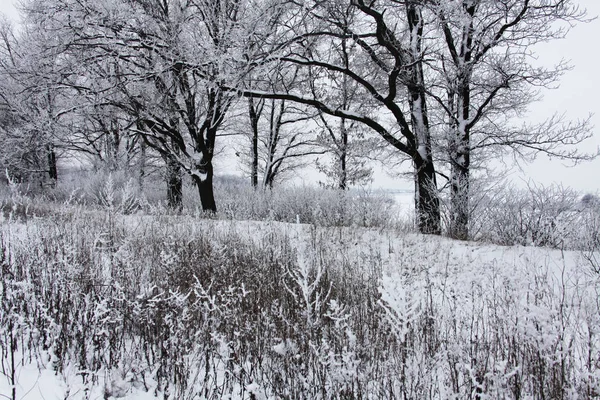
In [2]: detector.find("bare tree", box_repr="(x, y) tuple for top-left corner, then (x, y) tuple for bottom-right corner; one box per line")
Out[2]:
(261, 99), (321, 188)
(310, 34), (380, 190)
(427, 0), (594, 239)
(55, 58), (142, 173)
(241, 66), (323, 188)
(0, 15), (67, 187)
(314, 113), (377, 190)
(28, 0), (270, 210)
(234, 0), (444, 234)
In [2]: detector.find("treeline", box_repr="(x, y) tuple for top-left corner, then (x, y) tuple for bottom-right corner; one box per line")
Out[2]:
(0, 0), (594, 238)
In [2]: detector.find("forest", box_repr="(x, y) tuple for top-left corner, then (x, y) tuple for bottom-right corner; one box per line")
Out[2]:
(1, 0), (599, 399)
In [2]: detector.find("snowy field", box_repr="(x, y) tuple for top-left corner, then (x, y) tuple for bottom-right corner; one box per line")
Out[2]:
(1, 213), (599, 399)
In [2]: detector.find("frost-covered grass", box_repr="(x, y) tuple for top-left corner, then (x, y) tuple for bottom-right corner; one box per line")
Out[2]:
(213, 181), (401, 228)
(467, 183), (600, 251)
(0, 172), (404, 229)
(1, 208), (599, 399)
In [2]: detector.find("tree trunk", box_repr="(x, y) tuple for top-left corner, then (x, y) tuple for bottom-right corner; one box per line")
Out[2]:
(264, 167), (275, 189)
(447, 79), (472, 240)
(192, 162), (216, 212)
(415, 157), (441, 235)
(339, 117), (348, 190)
(251, 132), (258, 188)
(248, 98), (260, 187)
(448, 74), (473, 239)
(47, 143), (58, 185)
(110, 126), (120, 170)
(449, 139), (470, 240)
(166, 155), (182, 210)
(138, 140), (146, 192)
(406, 2), (441, 235)
(409, 86), (441, 235)
(446, 4), (475, 240)
(339, 151), (347, 190)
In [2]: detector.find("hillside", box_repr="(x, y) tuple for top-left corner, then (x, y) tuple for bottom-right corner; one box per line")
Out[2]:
(1, 213), (598, 399)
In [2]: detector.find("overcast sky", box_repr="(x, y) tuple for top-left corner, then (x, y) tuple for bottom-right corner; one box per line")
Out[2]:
(0, 0), (598, 193)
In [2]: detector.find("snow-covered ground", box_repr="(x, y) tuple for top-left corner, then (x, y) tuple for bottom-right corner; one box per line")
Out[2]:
(0, 358), (158, 400)
(1, 215), (598, 399)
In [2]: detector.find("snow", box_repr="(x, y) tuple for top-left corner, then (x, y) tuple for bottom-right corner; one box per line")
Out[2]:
(416, 143), (428, 161)
(271, 339), (298, 357)
(190, 169), (208, 182)
(1, 215), (598, 399)
(0, 356), (157, 400)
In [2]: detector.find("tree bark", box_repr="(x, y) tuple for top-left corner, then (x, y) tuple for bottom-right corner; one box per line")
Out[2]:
(264, 166), (275, 189)
(192, 162), (216, 212)
(446, 87), (471, 240)
(415, 156), (441, 235)
(407, 3), (441, 235)
(450, 92), (472, 240)
(339, 117), (348, 190)
(166, 155), (182, 211)
(450, 158), (469, 240)
(449, 4), (474, 240)
(47, 143), (58, 186)
(248, 97), (260, 188)
(138, 140), (146, 192)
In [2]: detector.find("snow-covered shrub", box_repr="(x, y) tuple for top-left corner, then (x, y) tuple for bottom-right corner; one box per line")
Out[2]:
(214, 180), (401, 228)
(0, 172), (62, 221)
(90, 173), (141, 214)
(471, 183), (582, 248)
(577, 197), (600, 273)
(378, 237), (600, 399)
(2, 212), (598, 399)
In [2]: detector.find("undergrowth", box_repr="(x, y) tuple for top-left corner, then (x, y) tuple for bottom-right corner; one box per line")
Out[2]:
(1, 210), (599, 399)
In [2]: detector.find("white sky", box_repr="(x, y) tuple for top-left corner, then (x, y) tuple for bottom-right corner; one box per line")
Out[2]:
(0, 0), (598, 193)
(515, 0), (600, 193)
(0, 0), (18, 21)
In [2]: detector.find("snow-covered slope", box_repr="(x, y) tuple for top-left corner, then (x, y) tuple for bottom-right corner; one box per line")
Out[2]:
(1, 216), (598, 399)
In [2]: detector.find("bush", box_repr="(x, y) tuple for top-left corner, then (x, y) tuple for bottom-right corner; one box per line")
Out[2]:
(1, 212), (599, 399)
(0, 213), (386, 398)
(6, 169), (403, 229)
(214, 179), (400, 228)
(468, 183), (596, 249)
